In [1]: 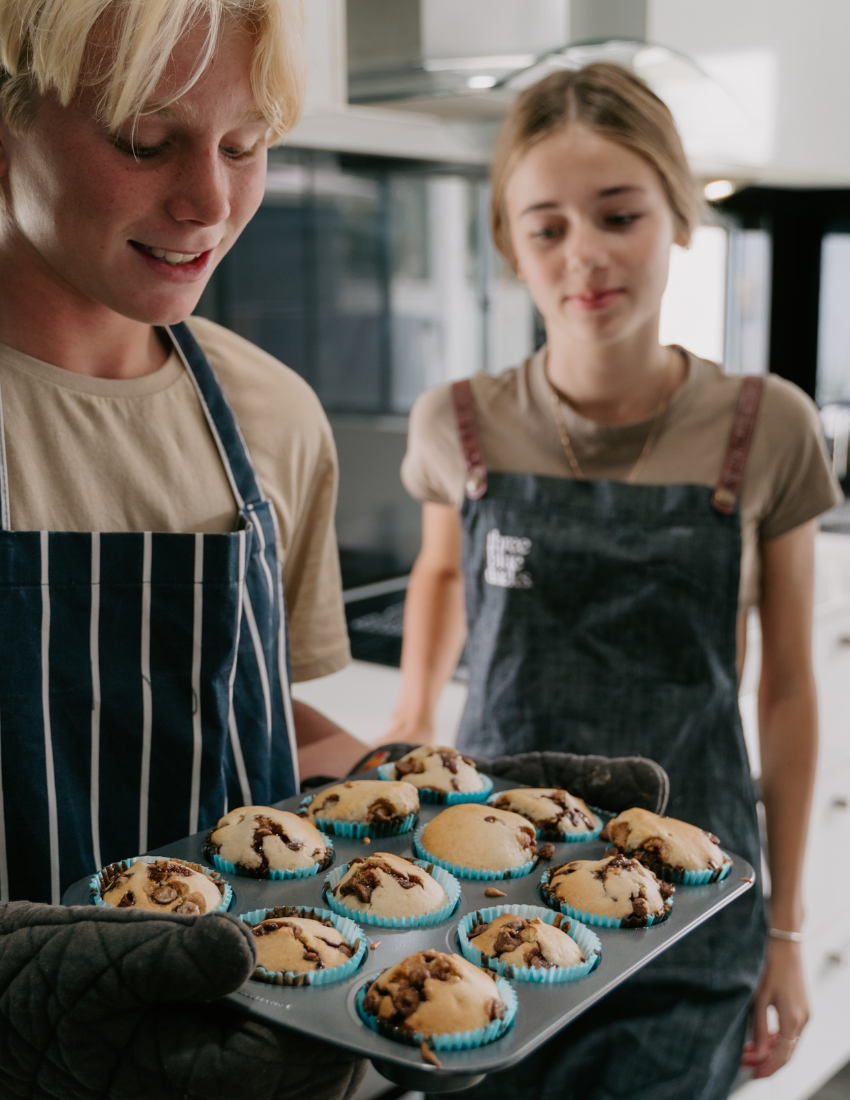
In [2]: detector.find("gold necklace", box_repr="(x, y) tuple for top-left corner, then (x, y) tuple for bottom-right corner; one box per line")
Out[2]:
(547, 358), (676, 484)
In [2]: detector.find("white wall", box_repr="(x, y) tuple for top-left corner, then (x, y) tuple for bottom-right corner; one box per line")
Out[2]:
(649, 0), (850, 183)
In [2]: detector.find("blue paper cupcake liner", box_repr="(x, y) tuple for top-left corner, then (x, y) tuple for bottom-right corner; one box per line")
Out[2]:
(668, 852), (733, 886)
(89, 855), (232, 912)
(299, 795), (417, 838)
(240, 905), (367, 987)
(378, 762), (494, 805)
(323, 859), (461, 928)
(356, 972), (517, 1050)
(456, 904), (601, 983)
(485, 794), (606, 842)
(413, 825), (536, 881)
(539, 867), (674, 928)
(206, 833), (334, 880)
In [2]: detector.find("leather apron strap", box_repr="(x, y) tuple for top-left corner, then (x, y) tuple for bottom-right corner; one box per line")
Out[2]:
(711, 376), (765, 514)
(451, 379), (488, 500)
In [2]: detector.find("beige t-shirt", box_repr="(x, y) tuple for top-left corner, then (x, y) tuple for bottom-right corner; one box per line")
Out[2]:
(0, 316), (349, 682)
(401, 347), (843, 610)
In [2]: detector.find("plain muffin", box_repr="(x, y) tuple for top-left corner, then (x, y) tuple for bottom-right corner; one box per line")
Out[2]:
(393, 745), (485, 794)
(545, 854), (674, 925)
(100, 858), (224, 915)
(603, 807), (728, 878)
(302, 780), (419, 827)
(361, 949), (507, 1037)
(207, 805), (331, 875)
(468, 912), (584, 969)
(421, 803), (537, 871)
(490, 788), (598, 837)
(250, 914), (354, 974)
(333, 852), (448, 918)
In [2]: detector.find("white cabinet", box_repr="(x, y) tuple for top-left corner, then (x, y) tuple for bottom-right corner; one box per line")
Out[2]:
(735, 534), (850, 1099)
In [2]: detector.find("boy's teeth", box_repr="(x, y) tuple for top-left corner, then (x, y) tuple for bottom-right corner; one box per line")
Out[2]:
(145, 246), (202, 264)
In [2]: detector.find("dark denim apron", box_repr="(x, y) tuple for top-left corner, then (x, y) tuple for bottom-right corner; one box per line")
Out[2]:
(453, 376), (768, 1100)
(0, 322), (298, 904)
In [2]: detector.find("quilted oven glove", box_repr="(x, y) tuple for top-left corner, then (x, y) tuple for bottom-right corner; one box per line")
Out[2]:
(357, 744), (670, 815)
(480, 752), (669, 815)
(0, 902), (365, 1100)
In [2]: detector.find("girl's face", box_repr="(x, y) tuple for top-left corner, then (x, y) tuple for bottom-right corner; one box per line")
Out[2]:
(505, 124), (688, 349)
(0, 20), (269, 326)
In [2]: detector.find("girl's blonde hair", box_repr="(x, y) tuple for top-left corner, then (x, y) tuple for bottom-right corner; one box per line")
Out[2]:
(0, 0), (305, 142)
(492, 63), (700, 267)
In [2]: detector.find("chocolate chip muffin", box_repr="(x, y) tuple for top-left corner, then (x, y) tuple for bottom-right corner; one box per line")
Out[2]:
(603, 807), (729, 881)
(100, 858), (225, 915)
(544, 854), (674, 926)
(207, 805), (331, 876)
(361, 950), (507, 1037)
(468, 912), (584, 970)
(302, 780), (419, 830)
(490, 788), (598, 838)
(249, 911), (355, 974)
(420, 803), (537, 871)
(332, 853), (448, 919)
(392, 745), (485, 794)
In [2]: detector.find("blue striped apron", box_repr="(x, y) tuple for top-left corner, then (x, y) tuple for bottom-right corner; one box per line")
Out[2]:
(0, 322), (299, 904)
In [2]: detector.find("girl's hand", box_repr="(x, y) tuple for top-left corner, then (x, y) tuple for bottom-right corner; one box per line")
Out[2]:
(381, 706), (434, 746)
(741, 940), (809, 1079)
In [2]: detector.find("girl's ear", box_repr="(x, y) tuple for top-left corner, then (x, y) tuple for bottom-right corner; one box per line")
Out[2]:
(674, 223), (692, 250)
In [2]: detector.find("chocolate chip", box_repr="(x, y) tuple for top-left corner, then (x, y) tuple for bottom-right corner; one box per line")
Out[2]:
(490, 997), (508, 1020)
(151, 886), (178, 905)
(484, 815), (497, 822)
(485, 887), (506, 897)
(117, 891), (135, 908)
(392, 987), (420, 1016)
(174, 901), (201, 916)
(363, 986), (382, 1014)
(538, 842), (555, 860)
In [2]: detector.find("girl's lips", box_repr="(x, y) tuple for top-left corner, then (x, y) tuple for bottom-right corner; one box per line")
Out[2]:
(129, 240), (215, 282)
(568, 288), (624, 312)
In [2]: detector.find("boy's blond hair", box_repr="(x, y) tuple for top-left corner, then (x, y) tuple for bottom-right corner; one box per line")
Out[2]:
(0, 0), (305, 142)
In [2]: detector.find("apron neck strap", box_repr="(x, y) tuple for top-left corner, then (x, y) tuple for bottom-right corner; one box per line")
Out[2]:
(451, 379), (488, 500)
(711, 376), (765, 514)
(165, 322), (266, 511)
(0, 377), (10, 530)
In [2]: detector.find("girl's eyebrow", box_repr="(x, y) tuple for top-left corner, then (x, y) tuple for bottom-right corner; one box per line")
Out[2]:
(520, 184), (647, 216)
(597, 185), (646, 198)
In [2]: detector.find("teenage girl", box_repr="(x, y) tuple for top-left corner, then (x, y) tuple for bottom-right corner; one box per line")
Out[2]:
(389, 64), (841, 1099)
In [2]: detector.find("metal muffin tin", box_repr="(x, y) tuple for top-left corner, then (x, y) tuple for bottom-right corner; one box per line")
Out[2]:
(62, 772), (755, 1093)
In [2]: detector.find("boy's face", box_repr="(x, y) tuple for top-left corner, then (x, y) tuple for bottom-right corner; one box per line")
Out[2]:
(0, 20), (269, 325)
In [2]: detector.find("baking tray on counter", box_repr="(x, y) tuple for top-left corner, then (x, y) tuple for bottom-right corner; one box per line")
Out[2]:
(62, 772), (755, 1093)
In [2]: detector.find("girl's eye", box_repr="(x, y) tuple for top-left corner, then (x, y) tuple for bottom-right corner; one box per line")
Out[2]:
(533, 225), (564, 241)
(606, 213), (642, 228)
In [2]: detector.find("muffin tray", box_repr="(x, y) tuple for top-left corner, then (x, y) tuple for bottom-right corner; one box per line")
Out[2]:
(62, 772), (755, 1093)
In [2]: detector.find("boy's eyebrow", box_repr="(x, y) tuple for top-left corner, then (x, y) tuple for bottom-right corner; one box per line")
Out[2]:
(145, 101), (267, 126)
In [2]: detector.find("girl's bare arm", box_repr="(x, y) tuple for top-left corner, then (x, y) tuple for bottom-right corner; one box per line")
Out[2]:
(383, 502), (467, 744)
(742, 519), (818, 1078)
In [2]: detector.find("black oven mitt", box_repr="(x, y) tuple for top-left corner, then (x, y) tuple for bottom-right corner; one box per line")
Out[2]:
(480, 751), (670, 815)
(0, 902), (365, 1100)
(348, 744), (669, 815)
